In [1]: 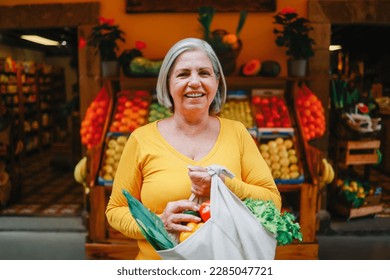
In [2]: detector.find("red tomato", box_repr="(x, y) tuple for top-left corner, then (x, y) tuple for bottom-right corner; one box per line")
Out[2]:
(252, 96), (261, 105)
(199, 200), (211, 222)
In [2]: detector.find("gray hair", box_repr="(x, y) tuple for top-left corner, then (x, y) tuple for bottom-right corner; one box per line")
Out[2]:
(156, 38), (227, 115)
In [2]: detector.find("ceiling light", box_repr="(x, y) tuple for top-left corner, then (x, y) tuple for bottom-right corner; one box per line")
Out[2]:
(21, 35), (60, 46)
(329, 45), (342, 51)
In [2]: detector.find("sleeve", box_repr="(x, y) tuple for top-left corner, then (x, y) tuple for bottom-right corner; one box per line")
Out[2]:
(105, 134), (145, 240)
(224, 124), (282, 210)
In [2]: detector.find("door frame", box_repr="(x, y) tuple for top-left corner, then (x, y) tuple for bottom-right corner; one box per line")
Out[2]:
(0, 2), (101, 120)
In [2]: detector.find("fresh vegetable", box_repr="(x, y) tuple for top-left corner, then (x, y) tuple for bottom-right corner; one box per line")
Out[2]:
(244, 198), (303, 246)
(183, 210), (201, 218)
(122, 189), (175, 250)
(199, 200), (211, 222)
(179, 222), (204, 243)
(252, 95), (291, 128)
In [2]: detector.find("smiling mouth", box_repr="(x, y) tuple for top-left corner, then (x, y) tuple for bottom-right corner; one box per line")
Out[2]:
(185, 93), (205, 98)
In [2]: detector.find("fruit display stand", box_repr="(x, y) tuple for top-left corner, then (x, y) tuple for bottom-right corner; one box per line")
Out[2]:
(84, 77), (320, 260)
(84, 80), (139, 260)
(273, 84), (322, 259)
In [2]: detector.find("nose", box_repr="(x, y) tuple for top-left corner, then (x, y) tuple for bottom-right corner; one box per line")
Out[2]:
(188, 75), (201, 87)
(188, 79), (201, 87)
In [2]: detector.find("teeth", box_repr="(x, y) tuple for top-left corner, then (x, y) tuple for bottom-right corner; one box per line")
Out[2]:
(186, 93), (203, 98)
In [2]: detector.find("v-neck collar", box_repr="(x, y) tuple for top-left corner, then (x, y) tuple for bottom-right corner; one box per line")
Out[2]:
(153, 116), (223, 164)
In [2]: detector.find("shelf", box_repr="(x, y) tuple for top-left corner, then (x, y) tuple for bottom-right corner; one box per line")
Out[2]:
(1, 65), (66, 160)
(84, 78), (319, 260)
(104, 76), (310, 91)
(278, 183), (310, 192)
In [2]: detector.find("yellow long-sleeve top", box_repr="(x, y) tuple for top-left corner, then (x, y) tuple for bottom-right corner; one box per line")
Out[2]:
(106, 117), (281, 260)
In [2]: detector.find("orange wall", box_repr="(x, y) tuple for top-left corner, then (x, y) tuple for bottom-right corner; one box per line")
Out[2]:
(0, 0), (307, 75)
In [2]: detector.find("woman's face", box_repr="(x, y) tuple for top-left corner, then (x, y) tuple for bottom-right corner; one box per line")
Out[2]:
(168, 49), (219, 115)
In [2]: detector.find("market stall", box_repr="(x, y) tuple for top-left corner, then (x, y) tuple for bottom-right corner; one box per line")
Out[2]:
(80, 76), (324, 260)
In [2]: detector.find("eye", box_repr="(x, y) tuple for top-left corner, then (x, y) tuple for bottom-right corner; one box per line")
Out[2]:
(177, 71), (190, 78)
(199, 70), (211, 77)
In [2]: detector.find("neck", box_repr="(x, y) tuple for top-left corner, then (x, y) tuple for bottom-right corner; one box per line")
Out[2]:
(172, 113), (213, 136)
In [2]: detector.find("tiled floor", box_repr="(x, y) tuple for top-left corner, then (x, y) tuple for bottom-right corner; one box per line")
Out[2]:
(0, 149), (84, 217)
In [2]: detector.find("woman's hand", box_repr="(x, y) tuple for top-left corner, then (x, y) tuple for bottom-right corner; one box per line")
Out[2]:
(160, 200), (201, 233)
(187, 165), (212, 197)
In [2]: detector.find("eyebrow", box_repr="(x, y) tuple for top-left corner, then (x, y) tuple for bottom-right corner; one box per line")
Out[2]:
(174, 67), (213, 72)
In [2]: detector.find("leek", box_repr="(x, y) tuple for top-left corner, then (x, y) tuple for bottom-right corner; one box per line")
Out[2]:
(122, 189), (176, 250)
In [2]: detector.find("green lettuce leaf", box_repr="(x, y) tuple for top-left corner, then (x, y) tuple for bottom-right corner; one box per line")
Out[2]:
(244, 198), (303, 246)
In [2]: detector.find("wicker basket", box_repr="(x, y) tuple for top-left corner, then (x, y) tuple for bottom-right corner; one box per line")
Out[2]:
(214, 39), (242, 76)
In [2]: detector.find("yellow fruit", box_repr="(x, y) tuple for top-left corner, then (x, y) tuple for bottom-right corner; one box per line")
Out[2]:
(279, 150), (289, 158)
(350, 181), (358, 189)
(275, 137), (284, 145)
(289, 155), (298, 164)
(280, 173), (290, 180)
(290, 171), (300, 179)
(290, 164), (299, 172)
(259, 144), (269, 152)
(284, 139), (293, 149)
(326, 162), (334, 183)
(179, 222), (204, 243)
(280, 158), (290, 167)
(268, 140), (277, 149)
(108, 139), (117, 149)
(117, 136), (128, 144)
(270, 154), (280, 163)
(261, 151), (270, 159)
(272, 170), (281, 179)
(271, 162), (281, 171)
(288, 149), (296, 156)
(281, 166), (290, 174)
(321, 158), (330, 183)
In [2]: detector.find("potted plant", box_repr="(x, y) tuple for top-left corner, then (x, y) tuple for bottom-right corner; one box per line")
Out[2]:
(273, 7), (315, 76)
(198, 6), (247, 75)
(87, 16), (125, 77)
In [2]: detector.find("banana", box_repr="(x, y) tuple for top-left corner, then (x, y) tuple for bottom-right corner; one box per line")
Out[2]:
(325, 161), (335, 184)
(321, 158), (330, 184)
(74, 157), (87, 184)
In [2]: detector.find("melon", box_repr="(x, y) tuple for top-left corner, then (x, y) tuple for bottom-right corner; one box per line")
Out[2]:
(259, 60), (281, 77)
(240, 59), (261, 76)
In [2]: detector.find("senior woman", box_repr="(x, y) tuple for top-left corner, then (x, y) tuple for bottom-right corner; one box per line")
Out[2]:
(105, 37), (281, 260)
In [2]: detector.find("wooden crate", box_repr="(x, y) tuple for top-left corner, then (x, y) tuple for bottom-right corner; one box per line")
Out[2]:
(85, 242), (138, 260)
(275, 242), (318, 260)
(336, 139), (380, 165)
(334, 202), (384, 220)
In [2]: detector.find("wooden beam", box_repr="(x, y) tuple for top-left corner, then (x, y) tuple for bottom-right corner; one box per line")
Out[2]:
(126, 0), (276, 13)
(0, 3), (100, 28)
